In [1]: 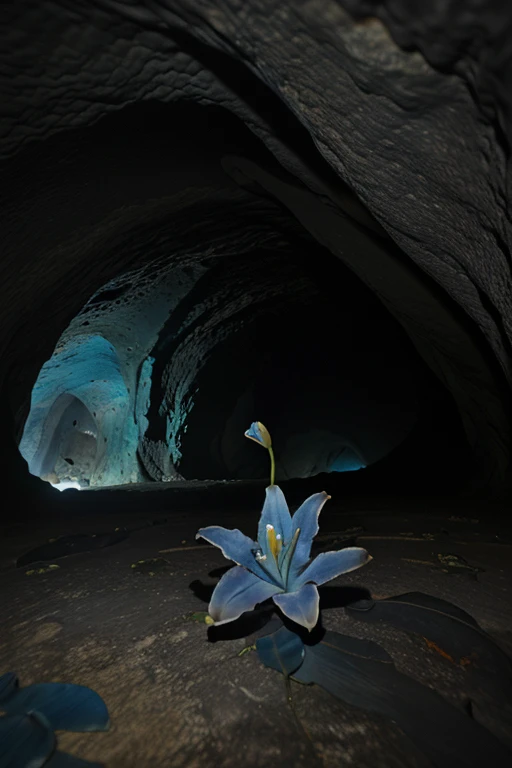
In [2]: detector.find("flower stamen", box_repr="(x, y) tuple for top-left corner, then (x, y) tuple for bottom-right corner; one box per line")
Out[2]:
(266, 524), (280, 563)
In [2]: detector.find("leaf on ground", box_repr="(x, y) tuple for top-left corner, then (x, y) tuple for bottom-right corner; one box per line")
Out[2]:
(1, 681), (109, 732)
(346, 592), (509, 683)
(0, 711), (55, 768)
(291, 628), (512, 768)
(256, 626), (305, 677)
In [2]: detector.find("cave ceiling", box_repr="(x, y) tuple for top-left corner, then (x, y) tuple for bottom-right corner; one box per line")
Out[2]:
(1, 0), (512, 500)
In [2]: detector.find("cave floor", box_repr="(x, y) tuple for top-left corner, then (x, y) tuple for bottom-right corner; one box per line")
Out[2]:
(1, 489), (512, 767)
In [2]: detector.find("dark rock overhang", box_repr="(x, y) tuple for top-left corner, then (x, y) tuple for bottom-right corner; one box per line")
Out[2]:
(1, 0), (511, 503)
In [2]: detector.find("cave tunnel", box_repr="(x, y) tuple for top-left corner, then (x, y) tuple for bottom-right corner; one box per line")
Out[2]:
(4, 98), (497, 501)
(2, 2), (512, 767)
(17, 160), (471, 492)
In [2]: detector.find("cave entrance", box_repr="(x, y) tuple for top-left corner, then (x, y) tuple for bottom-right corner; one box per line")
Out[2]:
(49, 397), (98, 490)
(18, 333), (136, 490)
(13, 102), (474, 496)
(20, 393), (97, 491)
(17, 223), (470, 495)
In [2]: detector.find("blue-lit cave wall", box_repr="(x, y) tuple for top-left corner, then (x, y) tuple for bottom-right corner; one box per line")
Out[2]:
(20, 335), (138, 487)
(19, 221), (436, 489)
(19, 253), (208, 487)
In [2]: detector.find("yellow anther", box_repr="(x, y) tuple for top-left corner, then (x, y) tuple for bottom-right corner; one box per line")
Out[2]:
(266, 524), (280, 562)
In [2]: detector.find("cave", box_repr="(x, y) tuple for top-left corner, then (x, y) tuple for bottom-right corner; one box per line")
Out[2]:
(16, 145), (470, 491)
(1, 2), (512, 767)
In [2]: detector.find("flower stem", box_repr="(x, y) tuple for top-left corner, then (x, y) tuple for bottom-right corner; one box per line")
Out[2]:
(268, 445), (276, 486)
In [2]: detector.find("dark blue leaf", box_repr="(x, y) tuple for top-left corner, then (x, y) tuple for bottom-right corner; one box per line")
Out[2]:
(0, 711), (55, 768)
(347, 591), (480, 627)
(386, 592), (481, 626)
(45, 751), (104, 768)
(346, 591), (512, 682)
(0, 674), (18, 703)
(256, 626), (305, 676)
(1, 683), (109, 733)
(292, 630), (512, 768)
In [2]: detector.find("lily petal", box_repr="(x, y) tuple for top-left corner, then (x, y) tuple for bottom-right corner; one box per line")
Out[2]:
(287, 492), (331, 580)
(196, 526), (271, 581)
(273, 583), (320, 632)
(257, 486), (293, 559)
(295, 548), (371, 589)
(209, 566), (283, 626)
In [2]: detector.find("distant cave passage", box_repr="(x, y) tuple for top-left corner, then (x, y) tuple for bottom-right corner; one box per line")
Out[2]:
(18, 333), (135, 490)
(15, 226), (467, 491)
(23, 394), (97, 490)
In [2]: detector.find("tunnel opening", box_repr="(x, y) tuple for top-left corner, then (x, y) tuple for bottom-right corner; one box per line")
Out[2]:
(18, 334), (137, 490)
(16, 187), (471, 495)
(169, 239), (467, 488)
(20, 392), (98, 491)
(45, 396), (97, 490)
(6, 98), (492, 501)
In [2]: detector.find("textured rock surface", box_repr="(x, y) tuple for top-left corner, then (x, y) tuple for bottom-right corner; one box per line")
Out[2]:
(1, 0), (511, 498)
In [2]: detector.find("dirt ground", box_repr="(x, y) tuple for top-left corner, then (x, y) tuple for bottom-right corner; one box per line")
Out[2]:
(1, 484), (511, 767)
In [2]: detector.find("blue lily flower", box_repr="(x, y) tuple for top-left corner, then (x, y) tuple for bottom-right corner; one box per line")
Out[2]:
(196, 486), (371, 631)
